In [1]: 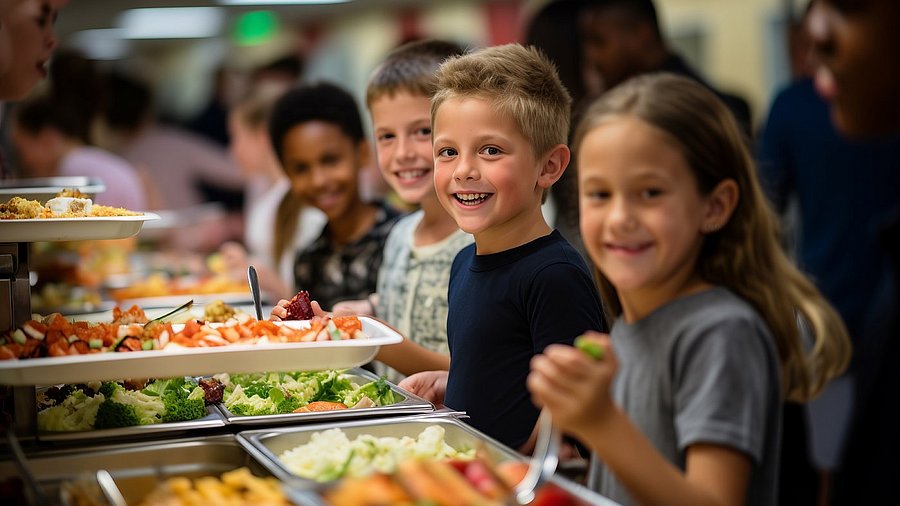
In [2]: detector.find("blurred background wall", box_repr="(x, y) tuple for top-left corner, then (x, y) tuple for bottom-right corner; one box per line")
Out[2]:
(51, 0), (807, 134)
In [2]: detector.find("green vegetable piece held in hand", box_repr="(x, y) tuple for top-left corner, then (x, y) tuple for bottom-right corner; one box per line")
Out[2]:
(575, 335), (604, 360)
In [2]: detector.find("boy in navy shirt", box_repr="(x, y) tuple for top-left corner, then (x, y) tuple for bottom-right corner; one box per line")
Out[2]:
(400, 44), (605, 452)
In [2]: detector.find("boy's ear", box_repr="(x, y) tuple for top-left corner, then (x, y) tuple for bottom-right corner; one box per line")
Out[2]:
(701, 178), (739, 234)
(537, 143), (571, 190)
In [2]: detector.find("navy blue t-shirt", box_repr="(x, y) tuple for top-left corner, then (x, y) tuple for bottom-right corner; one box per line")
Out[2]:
(444, 230), (605, 449)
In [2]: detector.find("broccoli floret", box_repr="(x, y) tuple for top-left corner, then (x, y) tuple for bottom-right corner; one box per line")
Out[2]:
(94, 399), (141, 428)
(275, 396), (303, 414)
(94, 388), (165, 428)
(345, 377), (395, 407)
(98, 381), (121, 399)
(160, 386), (206, 422)
(223, 384), (277, 416)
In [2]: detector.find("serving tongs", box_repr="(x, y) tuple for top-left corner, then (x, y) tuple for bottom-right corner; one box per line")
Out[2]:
(511, 409), (561, 505)
(247, 265), (263, 320)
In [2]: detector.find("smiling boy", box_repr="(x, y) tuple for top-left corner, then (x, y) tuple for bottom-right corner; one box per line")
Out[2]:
(400, 44), (605, 452)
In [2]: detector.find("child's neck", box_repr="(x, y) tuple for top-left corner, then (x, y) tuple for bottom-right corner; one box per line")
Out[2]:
(414, 192), (459, 247)
(474, 209), (552, 255)
(329, 200), (377, 245)
(619, 274), (712, 323)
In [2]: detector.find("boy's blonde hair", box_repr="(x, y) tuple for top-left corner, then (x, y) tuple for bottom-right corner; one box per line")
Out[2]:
(573, 73), (851, 402)
(432, 43), (572, 158)
(366, 39), (465, 106)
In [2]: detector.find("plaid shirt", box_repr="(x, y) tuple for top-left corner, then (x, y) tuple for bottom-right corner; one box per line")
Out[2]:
(293, 203), (401, 310)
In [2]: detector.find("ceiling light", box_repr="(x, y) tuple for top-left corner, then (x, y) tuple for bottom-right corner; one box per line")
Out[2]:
(118, 7), (226, 39)
(218, 1), (352, 5)
(69, 29), (130, 60)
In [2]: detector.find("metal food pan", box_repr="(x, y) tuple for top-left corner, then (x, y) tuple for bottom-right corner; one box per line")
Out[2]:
(236, 414), (522, 488)
(37, 405), (226, 443)
(0, 434), (285, 505)
(237, 415), (619, 506)
(215, 368), (434, 426)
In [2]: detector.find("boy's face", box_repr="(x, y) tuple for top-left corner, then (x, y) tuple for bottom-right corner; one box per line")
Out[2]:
(370, 91), (436, 206)
(808, 0), (900, 137)
(0, 0), (60, 100)
(433, 96), (544, 247)
(279, 120), (365, 222)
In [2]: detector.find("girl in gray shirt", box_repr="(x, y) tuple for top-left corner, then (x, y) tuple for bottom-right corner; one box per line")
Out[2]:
(528, 74), (851, 506)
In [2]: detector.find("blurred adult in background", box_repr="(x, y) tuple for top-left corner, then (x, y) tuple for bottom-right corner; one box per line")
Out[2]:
(758, 6), (900, 504)
(219, 81), (326, 297)
(97, 72), (246, 213)
(803, 0), (900, 503)
(580, 0), (753, 138)
(11, 94), (148, 210)
(525, 0), (593, 260)
(184, 66), (232, 147)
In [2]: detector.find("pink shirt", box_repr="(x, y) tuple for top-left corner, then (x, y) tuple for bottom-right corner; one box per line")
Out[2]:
(58, 146), (148, 210)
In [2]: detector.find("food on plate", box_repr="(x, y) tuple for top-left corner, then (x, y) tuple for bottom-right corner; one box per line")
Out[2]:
(136, 467), (291, 506)
(0, 306), (170, 360)
(0, 189), (142, 219)
(167, 314), (367, 348)
(0, 307), (369, 360)
(278, 425), (475, 482)
(36, 376), (210, 431)
(324, 458), (589, 506)
(217, 370), (394, 416)
(284, 290), (314, 320)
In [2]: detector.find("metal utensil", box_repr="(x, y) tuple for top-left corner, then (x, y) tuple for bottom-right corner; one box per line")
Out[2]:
(247, 265), (263, 320)
(512, 409), (561, 504)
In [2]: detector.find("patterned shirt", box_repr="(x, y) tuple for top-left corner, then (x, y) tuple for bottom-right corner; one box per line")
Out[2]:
(293, 203), (401, 310)
(374, 211), (474, 383)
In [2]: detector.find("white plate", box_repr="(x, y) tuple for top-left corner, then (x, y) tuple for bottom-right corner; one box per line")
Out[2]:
(0, 213), (160, 242)
(0, 176), (106, 203)
(0, 317), (402, 386)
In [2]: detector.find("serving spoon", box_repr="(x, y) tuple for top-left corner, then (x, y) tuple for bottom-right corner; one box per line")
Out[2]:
(247, 265), (263, 320)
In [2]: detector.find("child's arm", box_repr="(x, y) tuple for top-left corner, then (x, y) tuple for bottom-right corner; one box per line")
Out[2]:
(528, 334), (751, 506)
(376, 339), (450, 376)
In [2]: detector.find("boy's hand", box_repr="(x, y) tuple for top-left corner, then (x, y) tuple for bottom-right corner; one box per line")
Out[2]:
(527, 332), (617, 441)
(398, 370), (448, 408)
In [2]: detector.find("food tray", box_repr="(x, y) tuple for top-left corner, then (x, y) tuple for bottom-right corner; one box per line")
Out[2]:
(37, 405), (226, 443)
(0, 213), (160, 242)
(215, 368), (434, 426)
(0, 317), (402, 385)
(0, 434), (301, 505)
(237, 414), (618, 505)
(0, 176), (105, 202)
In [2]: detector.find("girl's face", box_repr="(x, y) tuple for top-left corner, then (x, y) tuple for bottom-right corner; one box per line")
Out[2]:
(279, 121), (365, 222)
(433, 97), (544, 249)
(370, 91), (436, 206)
(0, 0), (58, 100)
(578, 116), (711, 304)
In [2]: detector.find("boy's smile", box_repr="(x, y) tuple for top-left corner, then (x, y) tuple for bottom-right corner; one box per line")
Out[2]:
(433, 97), (550, 253)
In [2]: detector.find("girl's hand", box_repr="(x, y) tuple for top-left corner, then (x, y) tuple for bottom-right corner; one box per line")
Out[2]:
(527, 332), (617, 440)
(398, 370), (448, 408)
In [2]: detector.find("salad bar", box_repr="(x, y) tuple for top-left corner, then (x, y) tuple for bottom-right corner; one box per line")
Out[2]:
(0, 184), (618, 505)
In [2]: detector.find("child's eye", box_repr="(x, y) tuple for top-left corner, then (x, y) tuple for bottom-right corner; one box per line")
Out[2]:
(481, 146), (502, 156)
(436, 147), (457, 158)
(377, 132), (395, 142)
(641, 188), (663, 199)
(585, 191), (610, 201)
(414, 127), (432, 138)
(321, 153), (341, 166)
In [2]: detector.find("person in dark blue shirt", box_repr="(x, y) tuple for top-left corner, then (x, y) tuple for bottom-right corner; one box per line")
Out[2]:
(398, 44), (605, 452)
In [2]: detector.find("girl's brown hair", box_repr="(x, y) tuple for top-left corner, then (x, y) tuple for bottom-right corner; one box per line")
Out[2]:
(573, 73), (850, 402)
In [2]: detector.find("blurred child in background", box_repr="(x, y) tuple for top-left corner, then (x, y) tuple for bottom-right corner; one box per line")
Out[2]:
(399, 44), (605, 452)
(268, 82), (400, 311)
(219, 83), (325, 297)
(332, 39), (472, 383)
(527, 74), (850, 506)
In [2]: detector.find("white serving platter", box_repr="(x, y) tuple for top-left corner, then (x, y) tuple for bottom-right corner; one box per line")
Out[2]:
(0, 317), (402, 386)
(0, 213), (160, 242)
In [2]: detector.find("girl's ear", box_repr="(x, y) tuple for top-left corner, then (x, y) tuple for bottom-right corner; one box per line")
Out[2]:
(702, 178), (739, 234)
(537, 143), (571, 190)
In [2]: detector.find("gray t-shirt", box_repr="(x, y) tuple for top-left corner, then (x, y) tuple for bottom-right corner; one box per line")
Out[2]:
(588, 287), (781, 506)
